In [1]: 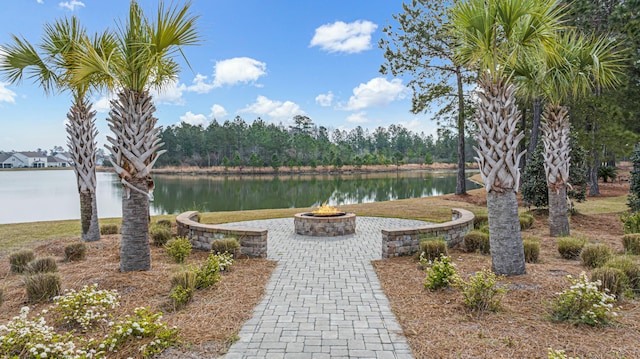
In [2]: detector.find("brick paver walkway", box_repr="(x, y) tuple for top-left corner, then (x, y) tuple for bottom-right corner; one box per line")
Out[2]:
(223, 216), (426, 359)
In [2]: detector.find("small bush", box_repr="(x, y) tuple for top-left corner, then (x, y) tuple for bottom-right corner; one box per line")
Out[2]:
(557, 237), (585, 260)
(519, 213), (535, 230)
(52, 284), (120, 331)
(172, 270), (198, 290)
(64, 242), (87, 262)
(580, 243), (612, 268)
(622, 233), (640, 255)
(150, 224), (172, 247)
(590, 267), (628, 299)
(100, 224), (119, 235)
(478, 224), (490, 234)
(164, 236), (192, 263)
(9, 249), (35, 273)
(598, 166), (617, 182)
(479, 234), (491, 255)
(548, 348), (580, 359)
(549, 272), (617, 326)
(523, 238), (540, 263)
(423, 255), (460, 291)
(605, 255), (640, 293)
(418, 238), (448, 262)
(620, 212), (640, 234)
(474, 214), (488, 229)
(169, 285), (194, 310)
(25, 273), (61, 303)
(195, 253), (234, 289)
(456, 269), (506, 312)
(25, 257), (58, 274)
(463, 231), (488, 253)
(157, 219), (172, 228)
(210, 237), (241, 255)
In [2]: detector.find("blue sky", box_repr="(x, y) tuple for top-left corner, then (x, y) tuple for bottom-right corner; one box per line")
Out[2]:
(0, 0), (439, 152)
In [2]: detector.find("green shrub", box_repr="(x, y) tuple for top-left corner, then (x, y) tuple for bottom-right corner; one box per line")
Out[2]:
(523, 239), (540, 263)
(210, 237), (241, 255)
(557, 237), (585, 260)
(622, 233), (640, 254)
(169, 285), (194, 310)
(25, 257), (58, 274)
(25, 273), (61, 303)
(9, 249), (35, 274)
(620, 212), (640, 234)
(549, 272), (617, 326)
(598, 166), (617, 182)
(478, 224), (490, 234)
(456, 269), (506, 312)
(157, 219), (172, 228)
(64, 242), (87, 262)
(100, 224), (119, 235)
(548, 348), (581, 359)
(164, 237), (192, 263)
(604, 255), (640, 293)
(463, 231), (488, 253)
(172, 270), (198, 290)
(580, 243), (612, 268)
(474, 214), (488, 229)
(519, 213), (535, 230)
(52, 284), (120, 331)
(150, 224), (172, 247)
(590, 267), (628, 299)
(423, 255), (460, 291)
(195, 253), (234, 289)
(479, 234), (491, 255)
(418, 238), (448, 262)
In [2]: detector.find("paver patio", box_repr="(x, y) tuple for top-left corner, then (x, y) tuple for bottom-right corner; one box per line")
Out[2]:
(222, 216), (425, 359)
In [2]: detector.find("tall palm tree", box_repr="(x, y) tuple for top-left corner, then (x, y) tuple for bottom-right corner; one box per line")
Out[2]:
(539, 31), (625, 236)
(74, 1), (199, 272)
(451, 0), (566, 275)
(0, 17), (104, 242)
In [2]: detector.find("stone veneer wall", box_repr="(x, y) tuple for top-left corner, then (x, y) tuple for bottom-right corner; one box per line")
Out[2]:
(176, 211), (267, 258)
(381, 208), (474, 258)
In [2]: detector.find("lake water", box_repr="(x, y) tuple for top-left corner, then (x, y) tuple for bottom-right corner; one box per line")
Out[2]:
(0, 169), (479, 224)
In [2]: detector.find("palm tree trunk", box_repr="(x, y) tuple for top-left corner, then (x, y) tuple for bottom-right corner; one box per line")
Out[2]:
(474, 73), (526, 276)
(526, 97), (543, 165)
(455, 67), (466, 195)
(67, 97), (100, 242)
(541, 105), (571, 237)
(106, 89), (165, 272)
(120, 177), (151, 272)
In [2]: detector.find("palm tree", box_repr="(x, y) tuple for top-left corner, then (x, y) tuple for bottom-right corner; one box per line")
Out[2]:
(450, 0), (566, 275)
(539, 31), (625, 236)
(74, 1), (199, 272)
(0, 17), (104, 242)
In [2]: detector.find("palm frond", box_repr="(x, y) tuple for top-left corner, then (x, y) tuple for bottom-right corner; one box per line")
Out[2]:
(0, 35), (57, 95)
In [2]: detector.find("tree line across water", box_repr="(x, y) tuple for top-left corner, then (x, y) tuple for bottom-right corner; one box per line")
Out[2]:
(155, 115), (478, 169)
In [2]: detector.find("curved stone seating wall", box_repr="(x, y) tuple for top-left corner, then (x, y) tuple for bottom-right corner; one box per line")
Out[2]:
(382, 208), (474, 258)
(176, 211), (267, 258)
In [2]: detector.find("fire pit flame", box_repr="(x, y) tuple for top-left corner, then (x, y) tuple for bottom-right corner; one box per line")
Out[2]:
(312, 201), (341, 216)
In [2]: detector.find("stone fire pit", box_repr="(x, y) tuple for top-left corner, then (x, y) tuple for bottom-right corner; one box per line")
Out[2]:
(294, 212), (356, 236)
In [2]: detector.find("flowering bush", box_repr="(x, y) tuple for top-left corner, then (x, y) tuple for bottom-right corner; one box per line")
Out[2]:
(423, 255), (459, 291)
(0, 306), (82, 358)
(52, 284), (120, 331)
(101, 307), (179, 357)
(549, 272), (617, 326)
(195, 252), (234, 289)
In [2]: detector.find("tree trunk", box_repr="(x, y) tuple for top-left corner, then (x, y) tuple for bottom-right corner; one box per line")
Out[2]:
(541, 104), (571, 237)
(107, 89), (164, 272)
(120, 177), (151, 271)
(487, 191), (526, 275)
(549, 186), (569, 236)
(526, 97), (542, 165)
(67, 97), (100, 242)
(589, 162), (600, 196)
(474, 73), (526, 276)
(519, 105), (527, 173)
(455, 67), (466, 195)
(79, 191), (100, 242)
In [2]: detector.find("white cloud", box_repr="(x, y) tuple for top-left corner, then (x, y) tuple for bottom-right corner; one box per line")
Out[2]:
(209, 104), (227, 120)
(213, 57), (266, 87)
(240, 95), (305, 121)
(0, 83), (17, 104)
(186, 73), (215, 94)
(93, 93), (114, 113)
(315, 91), (334, 107)
(345, 77), (406, 110)
(179, 111), (208, 126)
(37, 0), (44, 4)
(151, 80), (186, 105)
(310, 20), (377, 54)
(398, 117), (438, 137)
(346, 112), (369, 124)
(59, 0), (84, 11)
